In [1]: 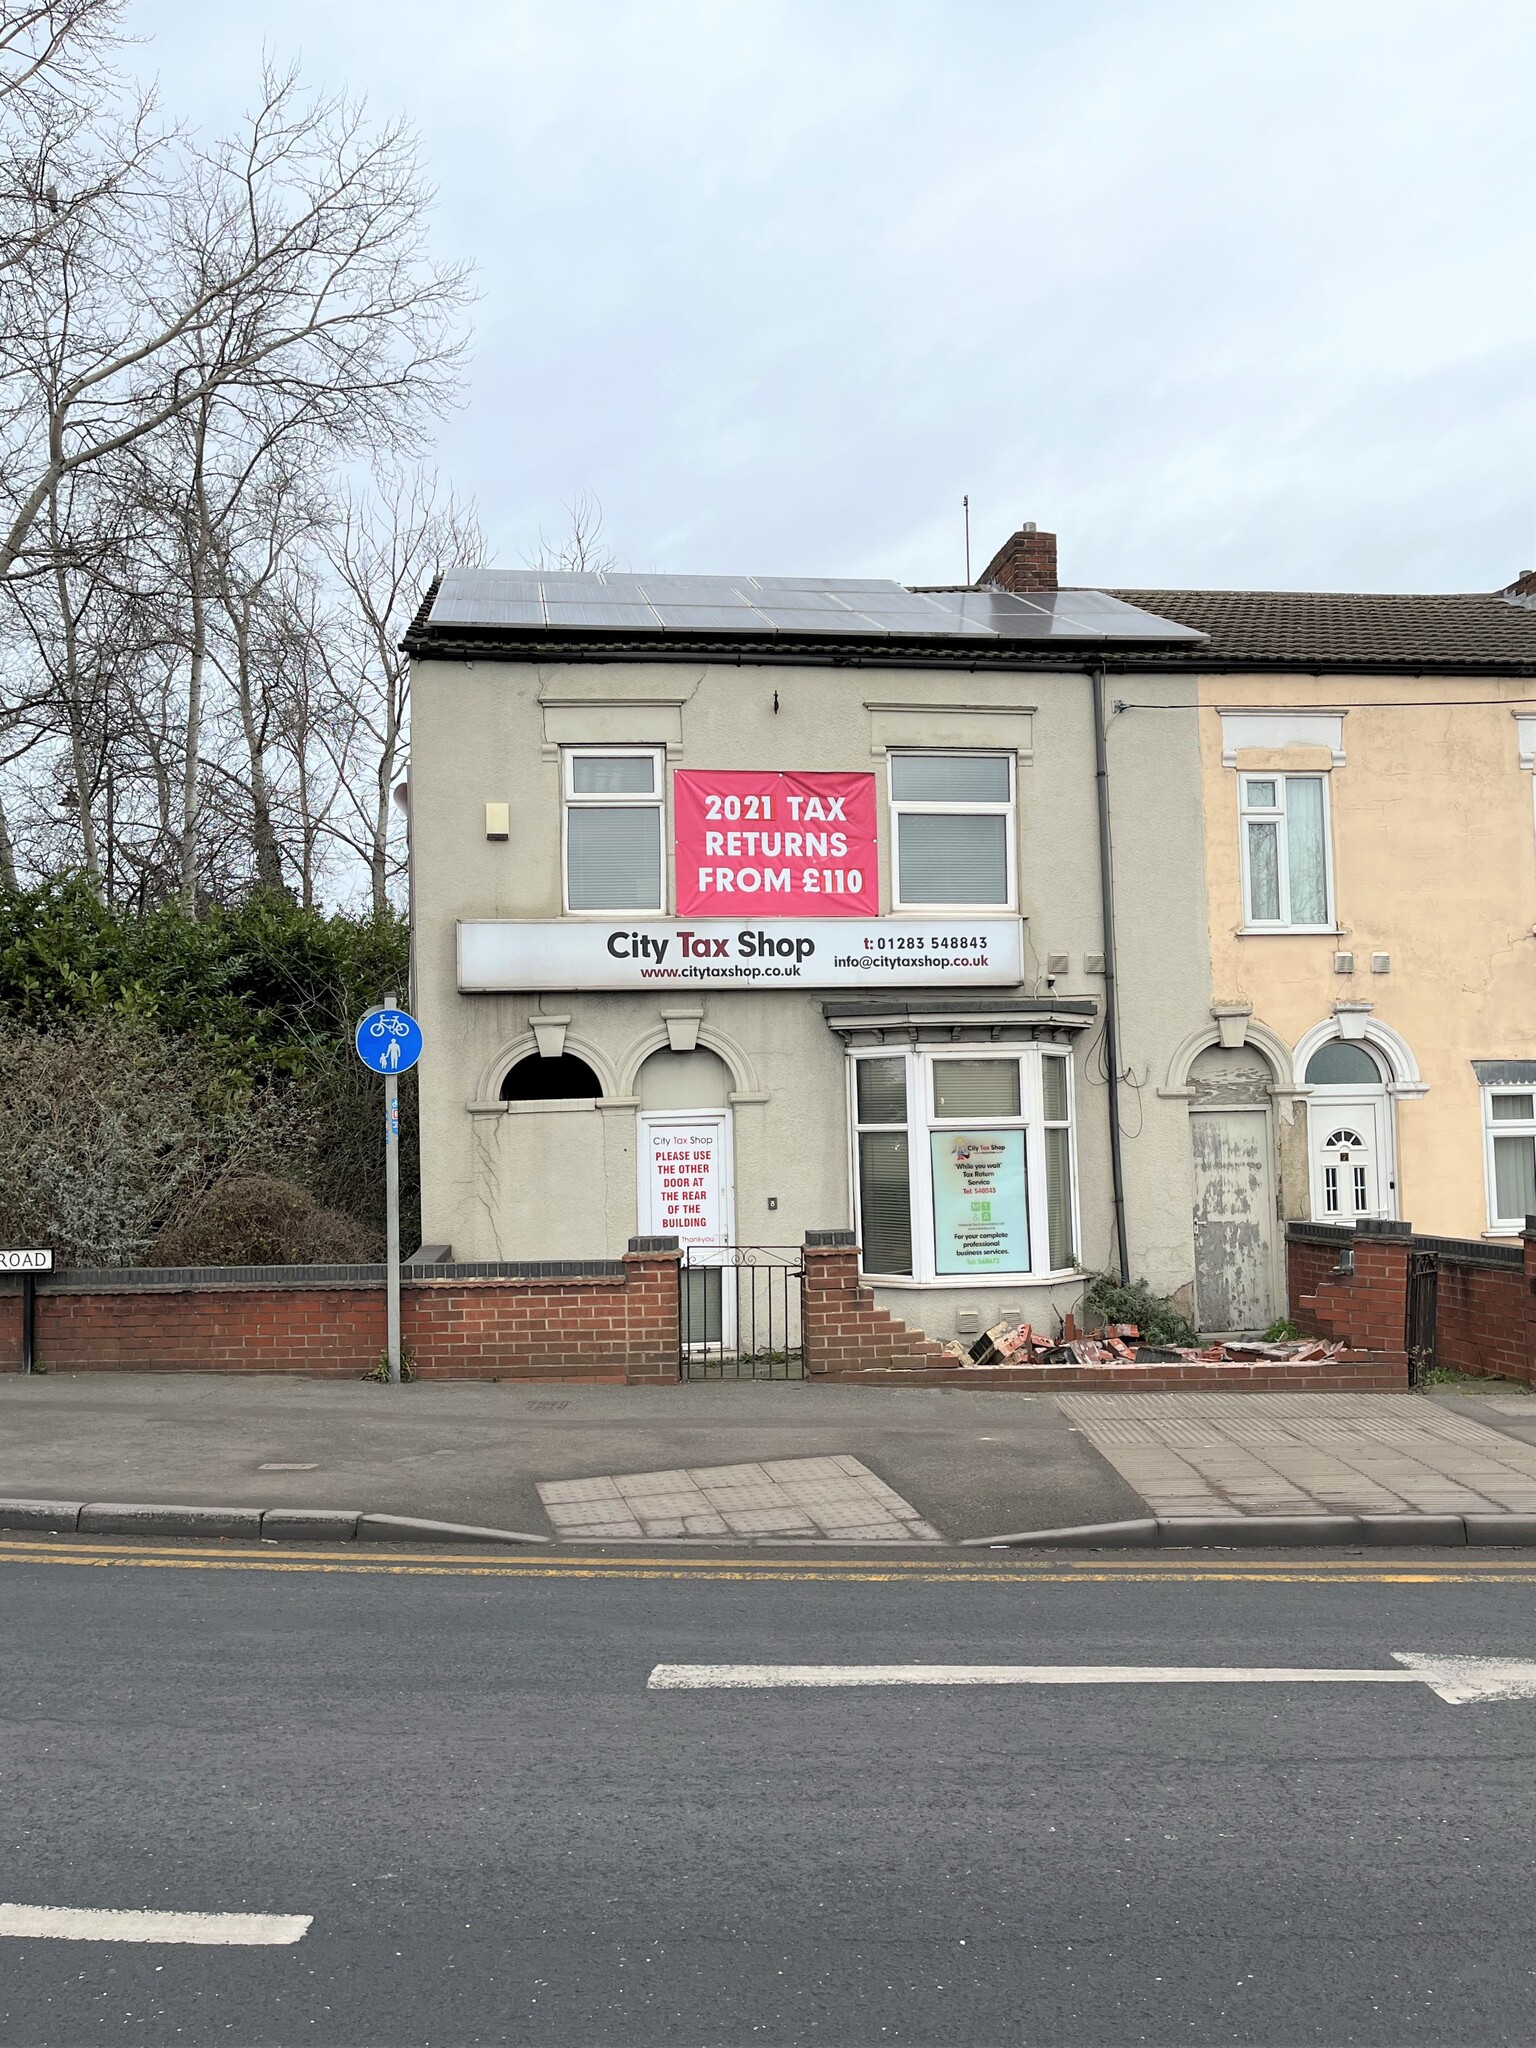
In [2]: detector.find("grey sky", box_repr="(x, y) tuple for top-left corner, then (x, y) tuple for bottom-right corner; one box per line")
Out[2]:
(126, 0), (1533, 593)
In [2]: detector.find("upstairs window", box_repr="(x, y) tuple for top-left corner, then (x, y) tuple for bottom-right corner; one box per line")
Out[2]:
(1239, 773), (1332, 930)
(1485, 1086), (1536, 1231)
(562, 748), (664, 912)
(889, 753), (1014, 910)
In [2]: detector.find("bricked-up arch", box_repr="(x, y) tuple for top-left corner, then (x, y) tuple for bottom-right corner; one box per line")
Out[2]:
(500, 1053), (603, 1102)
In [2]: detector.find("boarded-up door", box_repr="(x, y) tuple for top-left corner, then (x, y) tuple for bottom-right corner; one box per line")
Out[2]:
(1191, 1109), (1275, 1333)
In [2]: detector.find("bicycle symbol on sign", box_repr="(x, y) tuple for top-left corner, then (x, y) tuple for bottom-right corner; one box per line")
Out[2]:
(354, 1006), (423, 1075)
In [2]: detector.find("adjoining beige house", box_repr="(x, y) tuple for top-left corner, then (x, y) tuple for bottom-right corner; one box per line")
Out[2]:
(403, 561), (1217, 1345)
(983, 537), (1536, 1328)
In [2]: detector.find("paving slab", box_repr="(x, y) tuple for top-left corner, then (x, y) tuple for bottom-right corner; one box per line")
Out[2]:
(537, 1455), (944, 1541)
(1060, 1391), (1536, 1518)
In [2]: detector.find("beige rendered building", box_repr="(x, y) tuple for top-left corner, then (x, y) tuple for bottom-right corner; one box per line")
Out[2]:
(1041, 562), (1536, 1330)
(403, 560), (1218, 1344)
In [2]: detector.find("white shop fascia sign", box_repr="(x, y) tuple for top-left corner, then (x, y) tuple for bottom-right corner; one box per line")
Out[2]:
(457, 918), (1024, 991)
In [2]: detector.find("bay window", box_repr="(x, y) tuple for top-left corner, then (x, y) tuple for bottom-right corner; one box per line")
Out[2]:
(849, 1046), (1078, 1281)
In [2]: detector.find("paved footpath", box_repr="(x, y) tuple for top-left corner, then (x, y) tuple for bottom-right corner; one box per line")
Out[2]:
(4, 1373), (1536, 1541)
(0, 1373), (1145, 1542)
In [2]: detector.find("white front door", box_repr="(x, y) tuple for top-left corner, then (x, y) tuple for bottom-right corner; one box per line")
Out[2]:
(1310, 1098), (1388, 1222)
(638, 1111), (735, 1347)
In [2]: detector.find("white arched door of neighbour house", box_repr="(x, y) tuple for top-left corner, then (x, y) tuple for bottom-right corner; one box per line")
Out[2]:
(1303, 1037), (1395, 1223)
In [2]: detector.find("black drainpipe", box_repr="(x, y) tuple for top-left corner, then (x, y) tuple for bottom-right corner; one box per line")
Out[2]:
(1091, 661), (1131, 1281)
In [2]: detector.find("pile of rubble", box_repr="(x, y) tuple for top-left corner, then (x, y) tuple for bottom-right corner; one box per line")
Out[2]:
(944, 1315), (1345, 1369)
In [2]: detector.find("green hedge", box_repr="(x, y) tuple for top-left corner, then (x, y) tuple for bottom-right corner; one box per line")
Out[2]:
(0, 879), (417, 1257)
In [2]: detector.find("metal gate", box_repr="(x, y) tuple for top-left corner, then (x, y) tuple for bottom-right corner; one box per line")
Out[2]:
(681, 1245), (805, 1380)
(1407, 1249), (1437, 1385)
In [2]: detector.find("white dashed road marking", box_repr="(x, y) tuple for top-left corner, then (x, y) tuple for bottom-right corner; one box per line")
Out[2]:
(0, 1905), (312, 1945)
(648, 1652), (1536, 1704)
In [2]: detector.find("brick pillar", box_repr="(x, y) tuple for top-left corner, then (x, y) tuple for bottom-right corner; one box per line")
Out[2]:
(1521, 1217), (1536, 1387)
(801, 1230), (860, 1377)
(1350, 1217), (1413, 1358)
(622, 1236), (682, 1383)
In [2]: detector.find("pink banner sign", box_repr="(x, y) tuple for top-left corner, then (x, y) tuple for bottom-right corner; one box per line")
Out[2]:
(673, 770), (878, 917)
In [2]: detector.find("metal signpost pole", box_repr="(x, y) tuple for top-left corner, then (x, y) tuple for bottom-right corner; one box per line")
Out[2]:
(21, 1271), (34, 1375)
(382, 991), (402, 1386)
(355, 997), (420, 1388)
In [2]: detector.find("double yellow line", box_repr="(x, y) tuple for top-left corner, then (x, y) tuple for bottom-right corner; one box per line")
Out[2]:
(3, 1537), (1536, 1584)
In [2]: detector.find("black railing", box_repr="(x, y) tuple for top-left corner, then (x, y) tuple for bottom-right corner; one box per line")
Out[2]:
(1406, 1249), (1438, 1385)
(680, 1244), (805, 1380)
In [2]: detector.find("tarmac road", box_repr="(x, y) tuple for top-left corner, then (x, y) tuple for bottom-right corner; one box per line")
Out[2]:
(4, 1539), (1536, 2046)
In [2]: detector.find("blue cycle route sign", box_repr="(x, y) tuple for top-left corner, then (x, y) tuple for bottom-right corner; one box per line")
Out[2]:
(354, 1005), (423, 1075)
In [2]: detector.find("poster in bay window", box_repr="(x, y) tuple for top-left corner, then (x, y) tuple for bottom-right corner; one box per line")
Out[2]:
(930, 1130), (1029, 1273)
(673, 770), (878, 916)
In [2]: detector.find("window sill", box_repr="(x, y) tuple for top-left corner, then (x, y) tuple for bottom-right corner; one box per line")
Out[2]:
(1236, 925), (1342, 938)
(863, 1269), (1083, 1289)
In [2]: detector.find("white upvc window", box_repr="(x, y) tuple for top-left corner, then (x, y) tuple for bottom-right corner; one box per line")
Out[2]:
(1238, 772), (1333, 930)
(562, 747), (665, 913)
(889, 752), (1015, 912)
(848, 1045), (1078, 1284)
(1484, 1086), (1536, 1231)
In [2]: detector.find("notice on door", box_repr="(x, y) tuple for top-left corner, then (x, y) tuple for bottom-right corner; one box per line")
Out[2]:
(930, 1129), (1028, 1274)
(673, 770), (878, 916)
(646, 1123), (725, 1246)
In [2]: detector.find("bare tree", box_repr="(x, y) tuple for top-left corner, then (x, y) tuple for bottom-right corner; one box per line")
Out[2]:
(0, 61), (471, 589)
(0, 30), (482, 913)
(0, 4), (126, 113)
(320, 467), (483, 911)
(524, 489), (617, 574)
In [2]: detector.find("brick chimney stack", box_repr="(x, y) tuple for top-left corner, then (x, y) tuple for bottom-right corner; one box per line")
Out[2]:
(979, 522), (1058, 593)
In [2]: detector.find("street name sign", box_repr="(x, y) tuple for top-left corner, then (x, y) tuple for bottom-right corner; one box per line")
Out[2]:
(0, 1248), (52, 1271)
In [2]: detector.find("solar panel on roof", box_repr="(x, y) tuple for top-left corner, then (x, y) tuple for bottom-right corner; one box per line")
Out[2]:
(648, 605), (774, 630)
(542, 603), (660, 628)
(752, 609), (884, 632)
(745, 576), (903, 594)
(857, 609), (998, 635)
(634, 576), (753, 603)
(423, 567), (1206, 642)
(431, 595), (545, 626)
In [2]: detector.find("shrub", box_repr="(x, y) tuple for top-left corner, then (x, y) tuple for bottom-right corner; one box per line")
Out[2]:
(1080, 1271), (1198, 1347)
(149, 1174), (382, 1266)
(0, 1021), (255, 1265)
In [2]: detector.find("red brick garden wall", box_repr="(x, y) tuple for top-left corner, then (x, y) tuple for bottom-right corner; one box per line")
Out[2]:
(0, 1246), (682, 1383)
(1288, 1220), (1534, 1386)
(1431, 1259), (1531, 1383)
(803, 1237), (1406, 1390)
